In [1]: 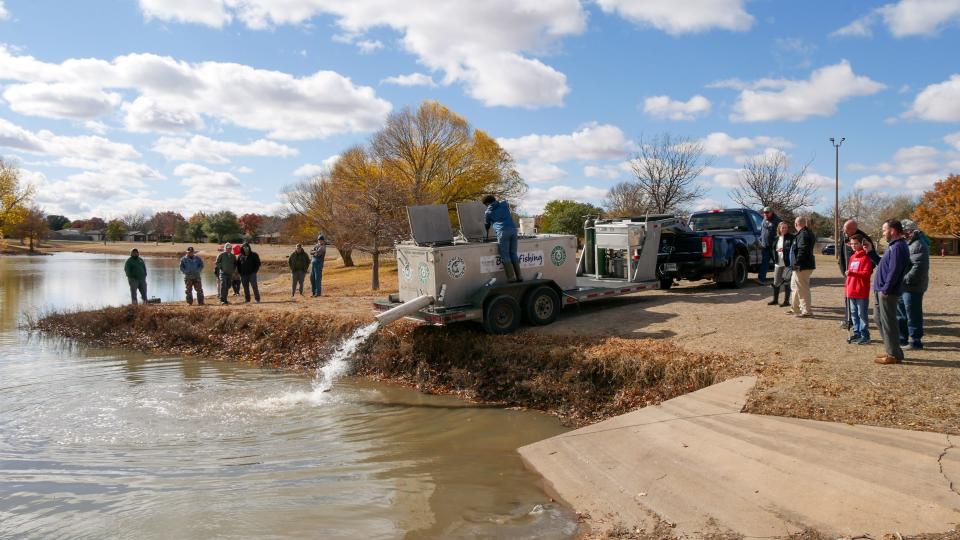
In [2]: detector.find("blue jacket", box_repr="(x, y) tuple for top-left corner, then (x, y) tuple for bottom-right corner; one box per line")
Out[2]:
(483, 200), (516, 234)
(179, 255), (204, 279)
(760, 214), (781, 249)
(874, 238), (910, 295)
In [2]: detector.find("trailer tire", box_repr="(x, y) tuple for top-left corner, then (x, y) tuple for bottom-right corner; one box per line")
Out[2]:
(524, 286), (560, 326)
(659, 277), (673, 290)
(483, 295), (522, 334)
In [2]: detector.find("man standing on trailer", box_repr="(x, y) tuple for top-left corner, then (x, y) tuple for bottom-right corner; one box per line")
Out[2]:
(483, 194), (522, 283)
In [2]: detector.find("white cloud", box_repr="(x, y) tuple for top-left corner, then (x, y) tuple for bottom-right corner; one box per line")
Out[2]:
(701, 166), (741, 188)
(174, 162), (242, 187)
(0, 117), (140, 160)
(692, 197), (722, 211)
(520, 185), (609, 214)
(851, 144), (953, 193)
(945, 132), (960, 151)
(498, 123), (631, 163)
(122, 96), (205, 133)
(381, 72), (437, 87)
(904, 74), (960, 122)
(152, 134), (298, 164)
(834, 0), (960, 38)
(134, 0), (587, 108)
(3, 82), (122, 120)
(84, 120), (110, 135)
(293, 155), (340, 178)
(583, 164), (625, 179)
(235, 166), (254, 174)
(730, 61), (886, 122)
(595, 0), (753, 34)
(517, 162), (567, 183)
(700, 132), (793, 158)
(0, 46), (392, 139)
(643, 95), (711, 121)
(0, 1), (9, 20)
(356, 39), (383, 54)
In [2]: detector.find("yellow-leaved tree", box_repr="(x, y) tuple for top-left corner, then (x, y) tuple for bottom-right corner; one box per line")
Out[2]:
(1, 158), (34, 239)
(287, 101), (526, 290)
(913, 174), (960, 236)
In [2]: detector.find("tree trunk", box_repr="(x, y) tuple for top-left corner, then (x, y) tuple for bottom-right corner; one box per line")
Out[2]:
(28, 234), (34, 253)
(340, 248), (355, 267)
(371, 250), (380, 291)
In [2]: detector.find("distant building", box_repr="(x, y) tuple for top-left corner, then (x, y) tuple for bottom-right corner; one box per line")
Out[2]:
(87, 229), (104, 242)
(145, 230), (172, 243)
(930, 234), (959, 256)
(123, 231), (147, 242)
(256, 232), (281, 244)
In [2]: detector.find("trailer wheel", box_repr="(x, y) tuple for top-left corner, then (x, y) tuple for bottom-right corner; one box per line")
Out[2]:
(483, 295), (522, 334)
(524, 286), (560, 326)
(659, 277), (673, 290)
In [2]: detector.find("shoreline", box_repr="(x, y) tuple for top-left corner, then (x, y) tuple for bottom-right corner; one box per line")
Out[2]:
(30, 303), (743, 427)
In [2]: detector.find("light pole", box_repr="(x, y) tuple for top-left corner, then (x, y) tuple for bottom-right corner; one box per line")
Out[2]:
(829, 137), (845, 260)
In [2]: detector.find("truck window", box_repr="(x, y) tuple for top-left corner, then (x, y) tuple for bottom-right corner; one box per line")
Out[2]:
(749, 211), (763, 231)
(689, 211), (750, 232)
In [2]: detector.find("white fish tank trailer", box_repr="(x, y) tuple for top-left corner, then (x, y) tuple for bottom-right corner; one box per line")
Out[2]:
(374, 203), (682, 334)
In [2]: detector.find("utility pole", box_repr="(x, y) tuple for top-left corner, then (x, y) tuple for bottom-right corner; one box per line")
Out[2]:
(829, 137), (845, 260)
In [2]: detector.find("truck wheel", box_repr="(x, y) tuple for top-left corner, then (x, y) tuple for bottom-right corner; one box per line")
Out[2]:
(659, 277), (673, 290)
(524, 286), (560, 326)
(483, 295), (522, 334)
(729, 254), (748, 288)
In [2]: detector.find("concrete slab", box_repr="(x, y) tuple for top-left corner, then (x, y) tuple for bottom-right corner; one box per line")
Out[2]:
(519, 376), (960, 537)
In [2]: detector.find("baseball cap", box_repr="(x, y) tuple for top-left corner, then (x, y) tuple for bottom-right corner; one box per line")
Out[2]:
(900, 219), (918, 231)
(762, 206), (772, 213)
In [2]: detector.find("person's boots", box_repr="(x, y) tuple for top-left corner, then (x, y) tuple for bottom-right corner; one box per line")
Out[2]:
(503, 263), (516, 282)
(768, 285), (780, 305)
(779, 285), (791, 307)
(512, 262), (523, 283)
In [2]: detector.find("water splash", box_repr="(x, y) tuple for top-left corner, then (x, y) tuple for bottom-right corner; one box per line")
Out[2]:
(312, 321), (381, 393)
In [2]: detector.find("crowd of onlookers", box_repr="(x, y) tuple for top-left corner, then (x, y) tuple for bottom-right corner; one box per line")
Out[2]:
(122, 235), (329, 307)
(757, 207), (930, 365)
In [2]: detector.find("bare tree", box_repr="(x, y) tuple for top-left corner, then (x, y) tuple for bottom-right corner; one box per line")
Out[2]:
(629, 133), (709, 214)
(121, 212), (148, 232)
(604, 181), (650, 217)
(731, 151), (816, 216)
(285, 171), (359, 267)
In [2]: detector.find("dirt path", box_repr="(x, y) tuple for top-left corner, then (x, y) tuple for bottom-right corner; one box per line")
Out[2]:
(534, 254), (960, 433)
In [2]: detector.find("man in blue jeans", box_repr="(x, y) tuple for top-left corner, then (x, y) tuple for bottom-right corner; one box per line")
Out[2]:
(757, 206), (780, 284)
(483, 194), (521, 283)
(897, 219), (929, 350)
(310, 235), (327, 297)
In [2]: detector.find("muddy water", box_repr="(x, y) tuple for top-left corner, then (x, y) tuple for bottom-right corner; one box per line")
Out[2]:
(0, 253), (576, 539)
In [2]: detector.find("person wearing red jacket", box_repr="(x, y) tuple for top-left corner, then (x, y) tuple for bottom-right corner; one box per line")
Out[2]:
(845, 234), (874, 345)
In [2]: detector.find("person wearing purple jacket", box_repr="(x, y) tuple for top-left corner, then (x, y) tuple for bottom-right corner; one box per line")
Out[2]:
(869, 219), (911, 365)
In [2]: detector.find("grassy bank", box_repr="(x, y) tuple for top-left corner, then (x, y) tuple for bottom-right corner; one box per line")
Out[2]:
(32, 305), (742, 425)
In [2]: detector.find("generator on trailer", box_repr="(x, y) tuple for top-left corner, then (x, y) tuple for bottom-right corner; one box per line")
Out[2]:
(374, 204), (683, 334)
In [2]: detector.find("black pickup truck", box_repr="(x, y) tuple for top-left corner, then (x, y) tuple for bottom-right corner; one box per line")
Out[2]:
(656, 208), (764, 289)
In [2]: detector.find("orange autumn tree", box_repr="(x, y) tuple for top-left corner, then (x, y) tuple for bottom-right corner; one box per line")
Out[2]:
(913, 174), (960, 236)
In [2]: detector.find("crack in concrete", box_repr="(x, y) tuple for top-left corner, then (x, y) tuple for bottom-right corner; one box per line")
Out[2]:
(938, 434), (958, 498)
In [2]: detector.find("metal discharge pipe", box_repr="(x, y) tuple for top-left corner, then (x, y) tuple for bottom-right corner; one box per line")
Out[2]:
(374, 295), (435, 326)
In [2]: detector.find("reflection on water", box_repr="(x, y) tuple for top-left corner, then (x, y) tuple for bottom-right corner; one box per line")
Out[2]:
(0, 253), (576, 539)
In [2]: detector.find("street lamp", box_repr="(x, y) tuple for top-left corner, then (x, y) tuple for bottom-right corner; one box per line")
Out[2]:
(829, 137), (845, 260)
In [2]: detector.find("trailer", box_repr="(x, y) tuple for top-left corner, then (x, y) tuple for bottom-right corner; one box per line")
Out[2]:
(373, 203), (684, 334)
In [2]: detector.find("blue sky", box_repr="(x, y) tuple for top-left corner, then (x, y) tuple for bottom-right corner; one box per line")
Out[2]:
(0, 0), (958, 219)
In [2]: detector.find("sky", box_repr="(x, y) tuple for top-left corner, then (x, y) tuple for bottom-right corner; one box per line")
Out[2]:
(0, 0), (959, 220)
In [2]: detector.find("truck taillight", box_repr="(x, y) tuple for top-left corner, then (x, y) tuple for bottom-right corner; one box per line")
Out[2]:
(701, 237), (713, 257)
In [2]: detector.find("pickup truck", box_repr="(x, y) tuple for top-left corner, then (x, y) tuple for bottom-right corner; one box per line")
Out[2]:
(656, 208), (764, 289)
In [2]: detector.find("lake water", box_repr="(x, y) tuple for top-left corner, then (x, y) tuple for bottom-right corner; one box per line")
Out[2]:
(0, 252), (576, 539)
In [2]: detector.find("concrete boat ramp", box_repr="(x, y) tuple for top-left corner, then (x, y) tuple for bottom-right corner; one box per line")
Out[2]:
(519, 377), (960, 537)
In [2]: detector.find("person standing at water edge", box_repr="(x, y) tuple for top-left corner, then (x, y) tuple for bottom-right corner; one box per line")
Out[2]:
(231, 243), (242, 297)
(483, 194), (522, 283)
(871, 220), (911, 365)
(124, 248), (148, 305)
(237, 242), (261, 304)
(310, 235), (327, 297)
(288, 243), (310, 297)
(758, 206), (781, 284)
(179, 246), (204, 305)
(215, 243), (237, 305)
(897, 219), (929, 350)
(787, 215), (815, 317)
